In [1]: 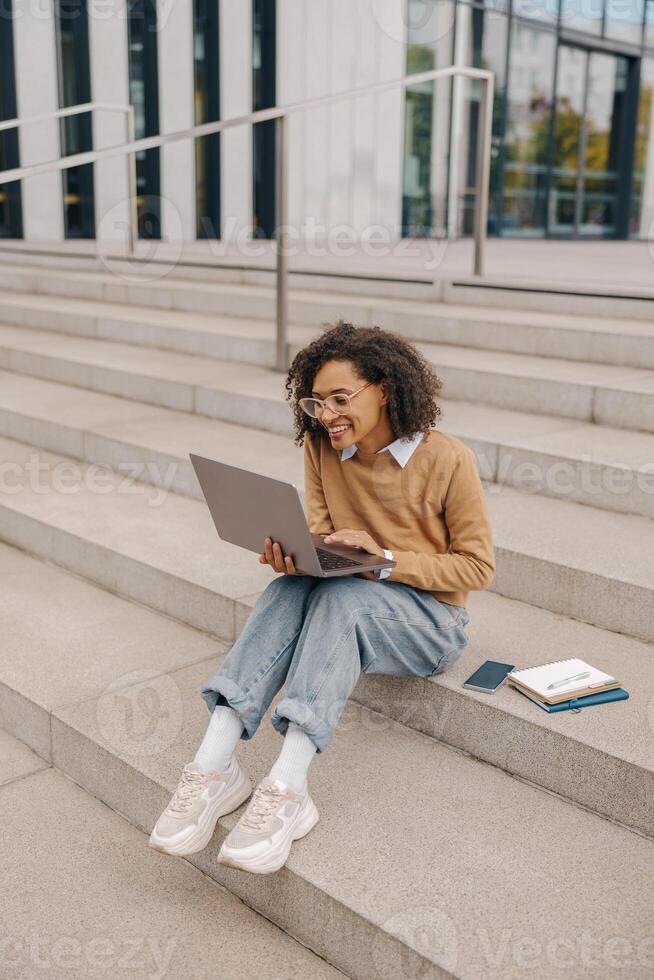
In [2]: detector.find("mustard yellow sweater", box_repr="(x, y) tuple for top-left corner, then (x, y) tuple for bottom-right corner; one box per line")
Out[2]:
(303, 427), (496, 609)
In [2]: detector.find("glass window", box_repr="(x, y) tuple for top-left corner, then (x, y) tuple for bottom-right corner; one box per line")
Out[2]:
(512, 0), (560, 26)
(194, 0), (220, 239)
(253, 0), (276, 238)
(502, 21), (556, 235)
(604, 0), (645, 44)
(127, 0), (161, 239)
(631, 58), (654, 235)
(458, 6), (509, 235)
(0, 0), (22, 238)
(549, 44), (585, 233)
(559, 0), (603, 36)
(402, 0), (455, 236)
(55, 0), (95, 238)
(646, 0), (654, 46)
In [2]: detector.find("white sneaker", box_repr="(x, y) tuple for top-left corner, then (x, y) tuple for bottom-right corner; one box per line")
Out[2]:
(149, 756), (252, 856)
(217, 775), (319, 874)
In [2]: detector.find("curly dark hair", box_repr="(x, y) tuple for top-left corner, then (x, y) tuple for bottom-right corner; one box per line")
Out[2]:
(284, 320), (443, 449)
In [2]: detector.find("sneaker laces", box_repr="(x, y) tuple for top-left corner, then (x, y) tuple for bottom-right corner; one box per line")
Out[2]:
(168, 766), (208, 813)
(240, 783), (284, 831)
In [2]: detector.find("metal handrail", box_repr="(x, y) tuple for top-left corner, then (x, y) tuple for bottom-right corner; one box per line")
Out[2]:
(0, 101), (135, 133)
(0, 101), (138, 254)
(0, 67), (494, 370)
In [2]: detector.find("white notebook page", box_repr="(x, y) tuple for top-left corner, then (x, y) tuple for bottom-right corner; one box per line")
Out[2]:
(508, 658), (617, 697)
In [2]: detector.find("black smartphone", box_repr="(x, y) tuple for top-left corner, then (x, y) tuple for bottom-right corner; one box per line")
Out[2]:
(462, 660), (515, 694)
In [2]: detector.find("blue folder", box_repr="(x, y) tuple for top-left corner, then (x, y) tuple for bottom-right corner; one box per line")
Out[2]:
(515, 686), (630, 713)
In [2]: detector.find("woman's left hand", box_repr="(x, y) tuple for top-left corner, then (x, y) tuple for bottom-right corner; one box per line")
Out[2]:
(323, 528), (384, 557)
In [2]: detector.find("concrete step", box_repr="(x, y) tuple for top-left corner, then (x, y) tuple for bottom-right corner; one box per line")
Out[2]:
(1, 426), (653, 642)
(1, 322), (653, 435)
(0, 244), (439, 300)
(445, 277), (654, 321)
(1, 539), (651, 839)
(2, 270), (654, 369)
(2, 548), (653, 979)
(1, 369), (654, 521)
(0, 732), (345, 980)
(1, 426), (653, 840)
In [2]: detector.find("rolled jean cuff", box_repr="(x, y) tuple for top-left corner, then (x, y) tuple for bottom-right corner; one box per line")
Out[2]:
(270, 697), (334, 754)
(199, 676), (263, 742)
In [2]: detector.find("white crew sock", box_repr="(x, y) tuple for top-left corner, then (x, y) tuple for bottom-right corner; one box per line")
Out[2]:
(268, 722), (317, 793)
(193, 704), (245, 773)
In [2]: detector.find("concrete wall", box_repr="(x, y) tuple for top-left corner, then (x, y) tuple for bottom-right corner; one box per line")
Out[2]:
(89, 0), (130, 244)
(277, 0), (405, 242)
(12, 0), (64, 240)
(158, 0), (195, 241)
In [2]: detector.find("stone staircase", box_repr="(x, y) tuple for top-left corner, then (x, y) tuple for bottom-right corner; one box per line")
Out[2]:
(1, 256), (653, 979)
(1, 731), (345, 980)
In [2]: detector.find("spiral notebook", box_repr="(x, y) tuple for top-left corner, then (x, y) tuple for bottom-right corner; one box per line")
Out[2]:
(507, 658), (620, 705)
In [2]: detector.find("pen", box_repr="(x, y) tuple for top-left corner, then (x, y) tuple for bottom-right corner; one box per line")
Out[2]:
(546, 671), (591, 691)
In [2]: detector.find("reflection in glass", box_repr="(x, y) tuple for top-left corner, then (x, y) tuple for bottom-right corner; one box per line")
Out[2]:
(631, 58), (654, 234)
(550, 45), (585, 233)
(253, 0), (276, 238)
(581, 52), (627, 234)
(502, 22), (556, 235)
(512, 0), (560, 25)
(604, 0), (645, 44)
(194, 0), (221, 239)
(646, 0), (654, 46)
(0, 0), (22, 238)
(459, 6), (508, 234)
(559, 0), (603, 35)
(55, 0), (95, 238)
(551, 46), (628, 235)
(402, 0), (455, 236)
(127, 0), (161, 239)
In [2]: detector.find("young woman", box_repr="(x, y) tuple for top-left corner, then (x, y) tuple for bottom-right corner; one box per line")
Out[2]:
(149, 321), (495, 874)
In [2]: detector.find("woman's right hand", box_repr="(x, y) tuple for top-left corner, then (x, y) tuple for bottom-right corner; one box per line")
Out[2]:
(259, 537), (306, 575)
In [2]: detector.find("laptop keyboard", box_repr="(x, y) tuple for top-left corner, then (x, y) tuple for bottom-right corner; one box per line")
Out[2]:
(316, 547), (362, 570)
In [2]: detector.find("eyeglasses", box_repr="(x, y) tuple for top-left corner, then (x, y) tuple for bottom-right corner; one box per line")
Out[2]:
(298, 380), (374, 419)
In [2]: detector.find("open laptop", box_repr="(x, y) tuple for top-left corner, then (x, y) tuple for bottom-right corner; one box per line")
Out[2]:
(189, 453), (396, 578)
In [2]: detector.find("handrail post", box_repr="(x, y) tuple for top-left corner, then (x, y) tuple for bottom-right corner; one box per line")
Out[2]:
(275, 113), (289, 373)
(126, 107), (139, 255)
(473, 75), (493, 277)
(0, 69), (495, 281)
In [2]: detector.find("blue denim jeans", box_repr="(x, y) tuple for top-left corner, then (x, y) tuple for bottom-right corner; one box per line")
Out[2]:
(199, 574), (471, 754)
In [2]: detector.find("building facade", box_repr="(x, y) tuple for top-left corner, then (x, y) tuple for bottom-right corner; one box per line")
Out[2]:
(0, 0), (653, 243)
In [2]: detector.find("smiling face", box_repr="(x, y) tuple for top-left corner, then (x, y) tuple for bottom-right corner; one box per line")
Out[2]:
(310, 359), (395, 454)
